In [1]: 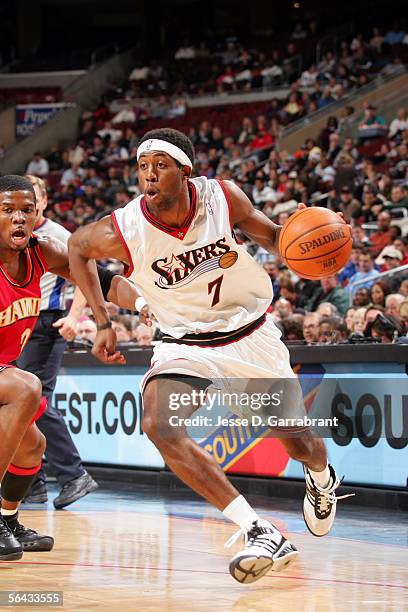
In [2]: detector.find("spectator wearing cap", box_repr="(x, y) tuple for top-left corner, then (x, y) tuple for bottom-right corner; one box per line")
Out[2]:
(346, 251), (378, 297)
(376, 245), (403, 270)
(368, 211), (394, 256)
(338, 186), (361, 222)
(376, 245), (406, 291)
(358, 104), (386, 141)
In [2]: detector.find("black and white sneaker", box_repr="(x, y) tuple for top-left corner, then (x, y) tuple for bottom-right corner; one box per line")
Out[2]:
(0, 516), (23, 561)
(11, 520), (54, 552)
(226, 519), (299, 584)
(303, 464), (354, 537)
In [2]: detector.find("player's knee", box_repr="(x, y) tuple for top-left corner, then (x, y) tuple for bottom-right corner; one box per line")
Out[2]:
(142, 413), (177, 450)
(14, 371), (42, 418)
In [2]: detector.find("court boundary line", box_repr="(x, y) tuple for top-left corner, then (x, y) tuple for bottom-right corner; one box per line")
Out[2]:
(7, 560), (408, 591)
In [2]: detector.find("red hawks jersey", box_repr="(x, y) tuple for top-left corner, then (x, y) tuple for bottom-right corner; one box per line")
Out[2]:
(0, 237), (46, 363)
(112, 177), (273, 338)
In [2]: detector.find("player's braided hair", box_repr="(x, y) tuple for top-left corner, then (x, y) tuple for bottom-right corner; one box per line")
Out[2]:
(0, 174), (36, 203)
(139, 128), (195, 166)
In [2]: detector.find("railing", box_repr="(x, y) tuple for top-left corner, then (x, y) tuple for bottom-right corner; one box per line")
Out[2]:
(347, 264), (408, 305)
(276, 64), (407, 146)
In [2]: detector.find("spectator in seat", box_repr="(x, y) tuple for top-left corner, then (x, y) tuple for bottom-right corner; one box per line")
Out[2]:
(369, 212), (394, 256)
(302, 312), (321, 344)
(385, 293), (406, 319)
(352, 184), (383, 224)
(366, 313), (403, 343)
(358, 104), (386, 140)
(345, 307), (356, 333)
(338, 186), (361, 222)
(353, 287), (371, 308)
(111, 315), (133, 343)
(388, 107), (408, 139)
(318, 316), (343, 344)
(370, 280), (391, 307)
(133, 323), (154, 346)
(252, 175), (276, 209)
(60, 161), (85, 187)
(346, 251), (378, 297)
(384, 184), (408, 210)
(300, 64), (318, 88)
(306, 275), (349, 315)
(316, 302), (339, 318)
(112, 106), (138, 124)
(26, 152), (49, 177)
(76, 318), (97, 344)
(376, 245), (403, 271)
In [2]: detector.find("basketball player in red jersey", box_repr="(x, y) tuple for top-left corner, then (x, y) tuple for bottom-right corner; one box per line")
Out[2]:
(69, 128), (352, 583)
(0, 175), (146, 561)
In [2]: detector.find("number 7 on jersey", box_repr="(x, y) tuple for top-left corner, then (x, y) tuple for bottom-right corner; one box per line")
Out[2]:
(208, 275), (224, 307)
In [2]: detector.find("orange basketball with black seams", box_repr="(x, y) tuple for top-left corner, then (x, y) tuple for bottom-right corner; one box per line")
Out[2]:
(278, 207), (352, 280)
(219, 251), (238, 269)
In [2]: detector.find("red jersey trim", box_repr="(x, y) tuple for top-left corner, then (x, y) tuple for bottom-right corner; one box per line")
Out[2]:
(215, 179), (233, 231)
(31, 237), (48, 275)
(111, 211), (134, 278)
(0, 249), (34, 288)
(140, 181), (197, 241)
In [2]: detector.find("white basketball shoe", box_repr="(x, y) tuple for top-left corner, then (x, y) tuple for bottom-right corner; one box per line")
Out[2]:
(303, 464), (354, 537)
(226, 519), (299, 584)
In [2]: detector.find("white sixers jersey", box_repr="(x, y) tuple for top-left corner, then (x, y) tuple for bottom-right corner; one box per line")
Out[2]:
(112, 177), (273, 338)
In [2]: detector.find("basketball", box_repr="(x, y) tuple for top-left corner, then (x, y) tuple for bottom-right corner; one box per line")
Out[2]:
(278, 207), (352, 280)
(219, 251), (238, 269)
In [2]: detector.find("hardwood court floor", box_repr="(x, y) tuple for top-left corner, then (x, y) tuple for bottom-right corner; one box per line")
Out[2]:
(1, 481), (407, 611)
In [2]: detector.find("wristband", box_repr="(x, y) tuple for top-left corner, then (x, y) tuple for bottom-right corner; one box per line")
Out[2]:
(96, 321), (112, 331)
(135, 297), (147, 313)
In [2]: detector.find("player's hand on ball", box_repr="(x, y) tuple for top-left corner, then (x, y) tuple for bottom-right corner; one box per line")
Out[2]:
(92, 327), (126, 365)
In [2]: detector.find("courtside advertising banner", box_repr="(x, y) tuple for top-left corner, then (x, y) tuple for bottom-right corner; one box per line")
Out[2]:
(15, 103), (70, 137)
(55, 363), (407, 486)
(55, 368), (164, 469)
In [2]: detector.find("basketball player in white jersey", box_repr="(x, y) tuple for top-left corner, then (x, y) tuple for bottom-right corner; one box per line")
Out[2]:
(68, 128), (350, 583)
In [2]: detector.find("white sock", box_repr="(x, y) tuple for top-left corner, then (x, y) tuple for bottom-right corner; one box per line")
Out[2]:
(223, 495), (261, 531)
(308, 463), (331, 488)
(1, 507), (19, 516)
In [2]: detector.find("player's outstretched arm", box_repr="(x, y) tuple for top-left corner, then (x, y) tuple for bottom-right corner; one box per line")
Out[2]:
(223, 180), (282, 255)
(223, 181), (308, 255)
(68, 216), (129, 364)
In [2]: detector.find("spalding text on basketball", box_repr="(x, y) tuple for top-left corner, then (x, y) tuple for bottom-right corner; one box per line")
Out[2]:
(298, 228), (346, 255)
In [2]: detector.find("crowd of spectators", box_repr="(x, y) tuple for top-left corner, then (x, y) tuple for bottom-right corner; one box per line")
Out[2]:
(21, 23), (408, 346)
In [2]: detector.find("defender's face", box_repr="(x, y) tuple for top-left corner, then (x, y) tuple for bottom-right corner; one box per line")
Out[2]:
(137, 152), (188, 209)
(0, 190), (36, 251)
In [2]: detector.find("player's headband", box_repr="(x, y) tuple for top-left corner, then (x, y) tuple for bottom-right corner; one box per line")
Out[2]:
(137, 139), (193, 169)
